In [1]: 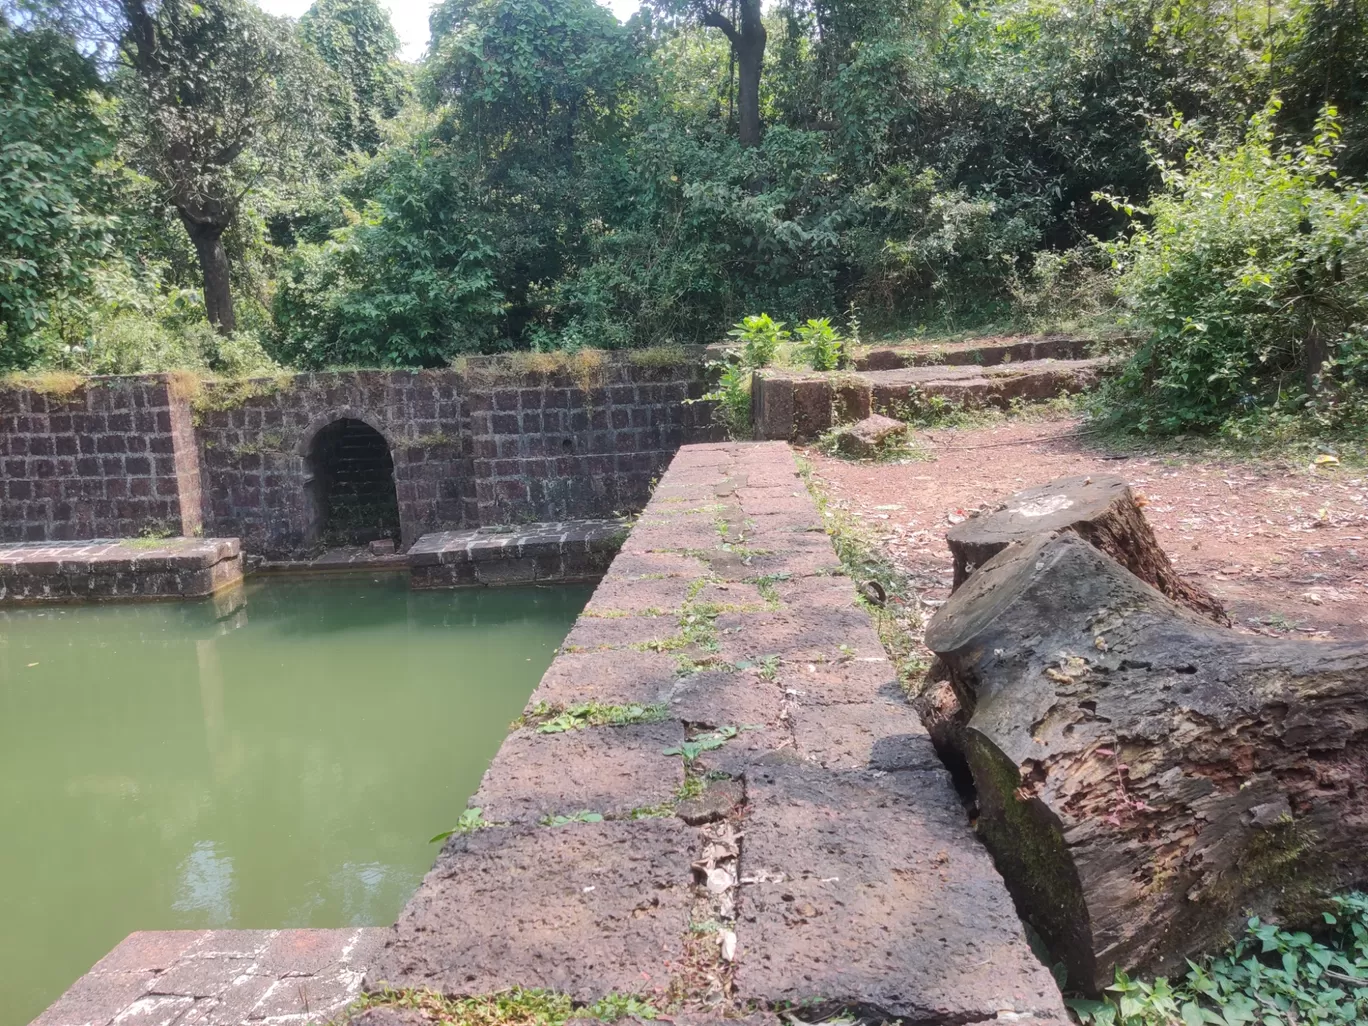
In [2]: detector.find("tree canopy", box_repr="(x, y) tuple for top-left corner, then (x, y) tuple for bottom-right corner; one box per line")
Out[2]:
(4, 0), (1368, 432)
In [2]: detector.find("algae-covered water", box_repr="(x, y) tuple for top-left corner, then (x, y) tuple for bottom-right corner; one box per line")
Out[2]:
(0, 577), (589, 1026)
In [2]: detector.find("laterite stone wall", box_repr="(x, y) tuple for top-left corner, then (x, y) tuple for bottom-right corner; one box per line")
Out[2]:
(1, 354), (720, 556)
(0, 377), (201, 542)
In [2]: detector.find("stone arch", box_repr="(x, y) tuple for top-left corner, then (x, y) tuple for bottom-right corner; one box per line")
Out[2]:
(299, 410), (402, 550)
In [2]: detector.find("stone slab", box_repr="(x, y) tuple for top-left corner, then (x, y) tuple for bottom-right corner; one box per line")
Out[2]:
(0, 538), (243, 606)
(408, 520), (625, 589)
(471, 722), (686, 824)
(526, 647), (681, 709)
(735, 755), (1068, 1022)
(30, 928), (384, 1026)
(366, 820), (696, 1003)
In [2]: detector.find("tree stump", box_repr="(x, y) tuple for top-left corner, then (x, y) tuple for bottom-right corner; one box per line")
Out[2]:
(924, 532), (1368, 993)
(946, 474), (1228, 624)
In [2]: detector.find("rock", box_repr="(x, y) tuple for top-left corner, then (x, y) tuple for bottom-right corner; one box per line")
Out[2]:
(946, 474), (1228, 623)
(924, 532), (1368, 993)
(832, 413), (906, 458)
(368, 538), (396, 555)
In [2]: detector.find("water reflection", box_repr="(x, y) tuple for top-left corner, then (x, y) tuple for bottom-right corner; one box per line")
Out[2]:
(173, 841), (234, 926)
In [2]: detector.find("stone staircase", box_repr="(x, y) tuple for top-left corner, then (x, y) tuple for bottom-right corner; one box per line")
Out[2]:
(754, 333), (1121, 441)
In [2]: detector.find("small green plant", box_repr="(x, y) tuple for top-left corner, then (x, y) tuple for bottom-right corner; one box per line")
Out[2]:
(429, 807), (486, 844)
(693, 358), (753, 439)
(727, 313), (790, 368)
(539, 810), (604, 827)
(795, 317), (845, 370)
(663, 725), (742, 763)
(1069, 892), (1368, 1025)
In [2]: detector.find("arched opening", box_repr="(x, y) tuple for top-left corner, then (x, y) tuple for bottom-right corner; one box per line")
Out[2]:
(304, 418), (401, 549)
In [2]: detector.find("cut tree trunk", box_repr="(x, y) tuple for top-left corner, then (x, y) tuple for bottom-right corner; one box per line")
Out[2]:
(181, 214), (236, 335)
(946, 473), (1228, 624)
(924, 532), (1368, 994)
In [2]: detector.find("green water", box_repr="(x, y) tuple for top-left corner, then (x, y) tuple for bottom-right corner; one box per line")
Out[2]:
(0, 577), (589, 1026)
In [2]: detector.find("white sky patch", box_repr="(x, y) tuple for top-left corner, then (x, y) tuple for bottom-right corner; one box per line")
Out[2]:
(255, 1), (644, 62)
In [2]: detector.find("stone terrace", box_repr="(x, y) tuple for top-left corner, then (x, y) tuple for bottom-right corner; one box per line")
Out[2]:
(364, 441), (1067, 1024)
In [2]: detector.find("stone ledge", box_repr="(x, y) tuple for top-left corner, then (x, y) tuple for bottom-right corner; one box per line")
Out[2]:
(408, 520), (626, 589)
(0, 538), (243, 605)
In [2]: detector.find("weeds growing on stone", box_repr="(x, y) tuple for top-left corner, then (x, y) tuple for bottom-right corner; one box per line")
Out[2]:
(530, 702), (667, 734)
(429, 807), (486, 844)
(796, 456), (931, 696)
(349, 985), (658, 1026)
(663, 726), (743, 765)
(539, 811), (604, 827)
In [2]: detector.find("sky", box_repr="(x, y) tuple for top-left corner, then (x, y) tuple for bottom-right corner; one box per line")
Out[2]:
(257, 0), (644, 61)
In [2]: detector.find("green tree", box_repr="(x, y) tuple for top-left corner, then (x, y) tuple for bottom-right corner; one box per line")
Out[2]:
(85, 0), (328, 335)
(300, 0), (408, 154)
(0, 18), (116, 368)
(649, 0), (766, 146)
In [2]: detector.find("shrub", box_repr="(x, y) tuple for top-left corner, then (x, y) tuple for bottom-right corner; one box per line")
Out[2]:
(727, 314), (790, 367)
(794, 317), (845, 371)
(1101, 101), (1368, 434)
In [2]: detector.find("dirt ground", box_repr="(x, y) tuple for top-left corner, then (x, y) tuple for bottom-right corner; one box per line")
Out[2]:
(803, 416), (1368, 643)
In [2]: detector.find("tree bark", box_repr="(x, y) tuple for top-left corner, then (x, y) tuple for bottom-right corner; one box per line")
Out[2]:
(735, 0), (765, 148)
(924, 532), (1368, 994)
(180, 213), (236, 335)
(702, 1), (766, 148)
(946, 473), (1228, 624)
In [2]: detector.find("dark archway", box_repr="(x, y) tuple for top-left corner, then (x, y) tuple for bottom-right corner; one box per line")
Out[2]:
(304, 418), (401, 549)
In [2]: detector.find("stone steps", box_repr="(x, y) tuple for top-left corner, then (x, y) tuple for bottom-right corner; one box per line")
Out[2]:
(362, 441), (1068, 1024)
(753, 356), (1115, 441)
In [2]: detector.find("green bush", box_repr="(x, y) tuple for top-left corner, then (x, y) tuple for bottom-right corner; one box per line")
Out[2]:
(794, 317), (845, 371)
(1101, 101), (1368, 434)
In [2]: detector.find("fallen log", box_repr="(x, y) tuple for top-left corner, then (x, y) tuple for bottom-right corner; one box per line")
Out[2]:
(924, 531), (1368, 993)
(945, 474), (1227, 624)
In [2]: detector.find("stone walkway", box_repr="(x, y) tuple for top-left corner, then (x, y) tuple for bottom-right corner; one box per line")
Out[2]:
(33, 441), (1066, 1026)
(367, 441), (1067, 1023)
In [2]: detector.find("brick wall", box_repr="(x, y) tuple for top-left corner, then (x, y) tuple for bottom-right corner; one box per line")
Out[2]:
(0, 376), (200, 542)
(1, 353), (721, 555)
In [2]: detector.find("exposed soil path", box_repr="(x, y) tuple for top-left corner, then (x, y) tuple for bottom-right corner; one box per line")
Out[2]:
(804, 417), (1368, 642)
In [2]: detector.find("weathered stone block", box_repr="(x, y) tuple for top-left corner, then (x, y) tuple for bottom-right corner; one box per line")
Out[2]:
(367, 820), (695, 1003)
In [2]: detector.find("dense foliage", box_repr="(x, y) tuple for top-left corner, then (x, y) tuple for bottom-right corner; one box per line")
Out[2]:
(1071, 893), (1368, 1026)
(0, 19), (116, 369)
(2, 0), (1368, 431)
(1102, 102), (1368, 434)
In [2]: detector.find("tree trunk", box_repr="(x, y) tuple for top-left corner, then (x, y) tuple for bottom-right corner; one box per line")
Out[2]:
(180, 213), (236, 335)
(736, 0), (766, 148)
(946, 473), (1228, 624)
(924, 531), (1368, 994)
